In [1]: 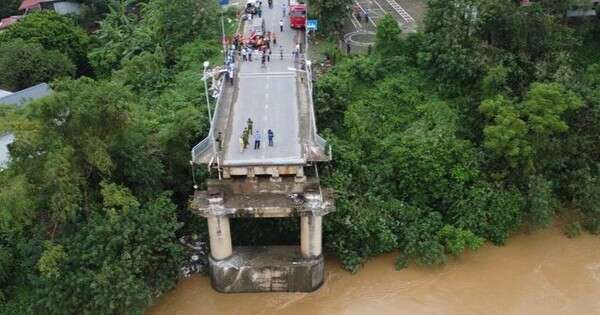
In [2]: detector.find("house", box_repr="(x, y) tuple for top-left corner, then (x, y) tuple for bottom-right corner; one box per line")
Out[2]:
(0, 83), (51, 107)
(0, 16), (22, 31)
(0, 83), (51, 169)
(19, 0), (81, 15)
(0, 0), (81, 31)
(0, 89), (12, 98)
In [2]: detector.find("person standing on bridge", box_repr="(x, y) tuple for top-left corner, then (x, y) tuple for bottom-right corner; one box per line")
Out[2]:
(242, 127), (250, 149)
(280, 19), (284, 32)
(254, 130), (262, 150)
(268, 129), (274, 147)
(216, 131), (223, 151)
(261, 50), (266, 67)
(247, 118), (253, 134)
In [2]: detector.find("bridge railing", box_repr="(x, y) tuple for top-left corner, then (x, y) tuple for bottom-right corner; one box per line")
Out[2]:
(303, 41), (332, 162)
(191, 76), (226, 165)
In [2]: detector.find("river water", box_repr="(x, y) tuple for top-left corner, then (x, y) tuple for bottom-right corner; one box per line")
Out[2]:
(149, 227), (600, 315)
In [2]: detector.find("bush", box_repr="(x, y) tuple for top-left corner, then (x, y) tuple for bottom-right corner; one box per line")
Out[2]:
(0, 11), (90, 71)
(452, 182), (523, 245)
(572, 170), (600, 234)
(0, 40), (75, 91)
(525, 175), (557, 229)
(563, 222), (582, 238)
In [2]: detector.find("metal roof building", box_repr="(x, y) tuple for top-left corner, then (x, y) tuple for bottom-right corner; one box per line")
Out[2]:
(0, 83), (51, 169)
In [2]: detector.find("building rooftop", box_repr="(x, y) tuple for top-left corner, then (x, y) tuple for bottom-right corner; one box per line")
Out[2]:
(0, 83), (51, 168)
(0, 90), (12, 98)
(0, 83), (51, 107)
(0, 16), (22, 30)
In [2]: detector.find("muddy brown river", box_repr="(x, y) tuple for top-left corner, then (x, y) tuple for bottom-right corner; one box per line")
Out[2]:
(149, 227), (600, 315)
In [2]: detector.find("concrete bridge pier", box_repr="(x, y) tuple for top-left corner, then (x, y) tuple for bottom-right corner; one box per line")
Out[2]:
(207, 215), (233, 260)
(301, 215), (322, 258)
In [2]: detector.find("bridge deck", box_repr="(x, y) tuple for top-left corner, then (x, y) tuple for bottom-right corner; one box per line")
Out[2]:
(223, 0), (305, 167)
(192, 0), (330, 171)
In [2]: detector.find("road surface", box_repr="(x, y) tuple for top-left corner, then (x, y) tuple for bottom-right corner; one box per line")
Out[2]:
(223, 0), (306, 166)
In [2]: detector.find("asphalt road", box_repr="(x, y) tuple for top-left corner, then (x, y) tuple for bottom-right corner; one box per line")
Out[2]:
(223, 0), (305, 166)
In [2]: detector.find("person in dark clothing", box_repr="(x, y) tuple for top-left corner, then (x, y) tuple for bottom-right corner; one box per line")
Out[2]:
(267, 129), (274, 146)
(247, 118), (253, 134)
(346, 42), (351, 55)
(242, 127), (249, 149)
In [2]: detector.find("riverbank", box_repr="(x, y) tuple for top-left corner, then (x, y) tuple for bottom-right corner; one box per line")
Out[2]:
(148, 227), (600, 315)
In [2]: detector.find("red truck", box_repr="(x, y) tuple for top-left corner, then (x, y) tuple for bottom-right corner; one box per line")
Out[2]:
(289, 0), (307, 29)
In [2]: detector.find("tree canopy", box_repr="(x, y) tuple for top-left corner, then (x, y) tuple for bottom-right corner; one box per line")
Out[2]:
(0, 11), (90, 72)
(0, 39), (75, 91)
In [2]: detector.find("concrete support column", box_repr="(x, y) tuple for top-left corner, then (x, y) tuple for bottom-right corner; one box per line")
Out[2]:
(300, 215), (322, 258)
(270, 167), (282, 182)
(295, 166), (306, 182)
(222, 167), (231, 179)
(208, 216), (233, 260)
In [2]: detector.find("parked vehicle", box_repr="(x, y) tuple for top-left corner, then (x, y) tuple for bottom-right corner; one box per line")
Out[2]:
(246, 0), (258, 13)
(289, 0), (307, 29)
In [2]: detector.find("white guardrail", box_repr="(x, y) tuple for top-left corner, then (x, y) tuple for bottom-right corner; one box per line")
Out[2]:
(304, 32), (332, 162)
(191, 77), (226, 165)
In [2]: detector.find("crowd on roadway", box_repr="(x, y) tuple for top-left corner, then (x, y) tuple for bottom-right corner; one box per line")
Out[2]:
(220, 0), (307, 155)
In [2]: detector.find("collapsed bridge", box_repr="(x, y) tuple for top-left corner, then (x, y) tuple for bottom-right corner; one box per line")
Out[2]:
(190, 0), (334, 293)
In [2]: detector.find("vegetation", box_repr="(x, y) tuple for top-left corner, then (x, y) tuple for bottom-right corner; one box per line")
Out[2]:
(1, 0), (600, 312)
(308, 0), (352, 33)
(0, 11), (90, 73)
(0, 39), (75, 91)
(0, 1), (229, 313)
(315, 2), (600, 271)
(0, 0), (20, 18)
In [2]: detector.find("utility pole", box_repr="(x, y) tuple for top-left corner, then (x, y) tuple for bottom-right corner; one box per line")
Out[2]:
(221, 12), (227, 54)
(202, 61), (221, 180)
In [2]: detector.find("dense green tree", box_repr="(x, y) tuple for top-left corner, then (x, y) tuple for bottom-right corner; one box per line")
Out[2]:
(480, 83), (582, 174)
(0, 39), (75, 91)
(34, 183), (184, 315)
(452, 182), (523, 244)
(571, 168), (600, 234)
(0, 11), (90, 71)
(524, 175), (557, 229)
(308, 0), (351, 33)
(0, 0), (20, 17)
(421, 0), (485, 90)
(375, 15), (403, 57)
(89, 0), (220, 76)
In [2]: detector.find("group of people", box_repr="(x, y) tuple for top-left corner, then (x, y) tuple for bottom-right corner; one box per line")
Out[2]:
(240, 118), (275, 152)
(224, 44), (237, 85)
(240, 37), (275, 66)
(245, 0), (280, 19)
